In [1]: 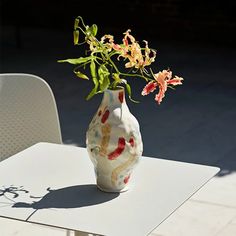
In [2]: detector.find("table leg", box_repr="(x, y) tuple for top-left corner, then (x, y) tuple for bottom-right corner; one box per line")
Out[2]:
(74, 230), (98, 236)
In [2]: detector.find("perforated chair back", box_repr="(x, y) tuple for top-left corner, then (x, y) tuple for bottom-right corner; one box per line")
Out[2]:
(0, 73), (62, 161)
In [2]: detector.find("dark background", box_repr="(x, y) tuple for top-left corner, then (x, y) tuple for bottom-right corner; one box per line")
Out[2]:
(1, 0), (236, 175)
(1, 0), (236, 45)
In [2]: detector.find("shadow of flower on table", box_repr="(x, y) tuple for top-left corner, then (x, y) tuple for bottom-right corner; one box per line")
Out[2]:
(0, 185), (29, 208)
(12, 184), (119, 209)
(0, 185), (29, 199)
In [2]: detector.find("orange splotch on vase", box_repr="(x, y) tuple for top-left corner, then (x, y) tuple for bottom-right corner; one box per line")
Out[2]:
(124, 174), (131, 184)
(99, 123), (111, 156)
(101, 109), (110, 123)
(111, 153), (136, 187)
(108, 137), (126, 160)
(98, 110), (102, 116)
(118, 91), (124, 103)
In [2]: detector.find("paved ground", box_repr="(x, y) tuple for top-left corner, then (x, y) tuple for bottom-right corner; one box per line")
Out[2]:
(1, 26), (236, 235)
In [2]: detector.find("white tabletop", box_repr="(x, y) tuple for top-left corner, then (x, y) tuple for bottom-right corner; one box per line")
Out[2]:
(0, 143), (219, 236)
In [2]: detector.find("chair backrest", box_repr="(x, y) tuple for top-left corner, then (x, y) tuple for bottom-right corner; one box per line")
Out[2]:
(0, 73), (62, 161)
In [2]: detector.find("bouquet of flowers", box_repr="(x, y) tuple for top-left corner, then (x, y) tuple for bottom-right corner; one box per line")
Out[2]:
(58, 16), (183, 104)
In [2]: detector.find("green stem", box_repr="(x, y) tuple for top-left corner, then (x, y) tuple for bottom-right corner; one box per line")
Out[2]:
(108, 51), (121, 57)
(143, 68), (151, 77)
(108, 57), (120, 74)
(90, 52), (103, 62)
(76, 16), (86, 28)
(119, 72), (150, 81)
(77, 26), (86, 35)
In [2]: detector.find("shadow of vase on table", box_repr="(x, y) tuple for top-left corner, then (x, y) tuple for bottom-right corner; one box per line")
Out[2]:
(12, 184), (119, 209)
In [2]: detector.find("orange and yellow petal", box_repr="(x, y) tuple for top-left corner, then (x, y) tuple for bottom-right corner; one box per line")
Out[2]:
(155, 86), (166, 105)
(167, 76), (184, 86)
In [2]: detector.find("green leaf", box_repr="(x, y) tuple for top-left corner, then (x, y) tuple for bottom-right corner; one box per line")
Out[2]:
(110, 73), (123, 89)
(86, 86), (97, 100)
(73, 30), (79, 45)
(86, 24), (98, 37)
(91, 24), (98, 36)
(112, 73), (122, 83)
(101, 76), (110, 91)
(57, 57), (93, 65)
(125, 82), (131, 97)
(125, 83), (139, 103)
(98, 64), (110, 91)
(74, 18), (80, 30)
(74, 70), (89, 80)
(90, 60), (97, 78)
(98, 69), (104, 85)
(86, 60), (99, 100)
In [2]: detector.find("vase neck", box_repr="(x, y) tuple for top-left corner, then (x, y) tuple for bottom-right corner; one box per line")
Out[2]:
(102, 88), (126, 106)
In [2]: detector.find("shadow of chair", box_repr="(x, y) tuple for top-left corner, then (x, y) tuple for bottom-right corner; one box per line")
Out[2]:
(0, 73), (75, 235)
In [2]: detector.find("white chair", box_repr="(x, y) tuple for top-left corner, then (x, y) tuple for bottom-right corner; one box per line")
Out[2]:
(0, 73), (72, 235)
(0, 73), (62, 161)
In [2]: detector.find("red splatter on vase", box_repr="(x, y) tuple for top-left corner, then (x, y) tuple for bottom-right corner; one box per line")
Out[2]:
(124, 174), (131, 184)
(108, 137), (126, 160)
(101, 110), (110, 123)
(118, 91), (124, 103)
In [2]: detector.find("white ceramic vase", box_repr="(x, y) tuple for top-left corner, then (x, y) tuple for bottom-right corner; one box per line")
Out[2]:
(86, 88), (143, 192)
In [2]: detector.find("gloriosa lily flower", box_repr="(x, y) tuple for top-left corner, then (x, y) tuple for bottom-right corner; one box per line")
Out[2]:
(143, 40), (156, 67)
(142, 70), (183, 105)
(115, 30), (157, 69)
(101, 34), (114, 52)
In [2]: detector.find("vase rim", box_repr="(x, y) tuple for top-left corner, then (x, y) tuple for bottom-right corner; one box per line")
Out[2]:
(105, 86), (124, 92)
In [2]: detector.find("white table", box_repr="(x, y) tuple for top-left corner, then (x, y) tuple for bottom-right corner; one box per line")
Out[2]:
(0, 142), (219, 236)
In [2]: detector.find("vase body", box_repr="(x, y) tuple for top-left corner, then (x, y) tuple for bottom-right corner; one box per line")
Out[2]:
(86, 88), (143, 192)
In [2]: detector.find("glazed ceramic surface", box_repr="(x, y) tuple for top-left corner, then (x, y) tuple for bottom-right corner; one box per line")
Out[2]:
(86, 88), (143, 192)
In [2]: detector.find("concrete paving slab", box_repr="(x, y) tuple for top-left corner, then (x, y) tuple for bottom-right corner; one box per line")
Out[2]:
(15, 224), (67, 236)
(0, 218), (67, 236)
(232, 216), (236, 225)
(0, 218), (25, 236)
(151, 200), (236, 236)
(215, 223), (236, 236)
(192, 175), (236, 208)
